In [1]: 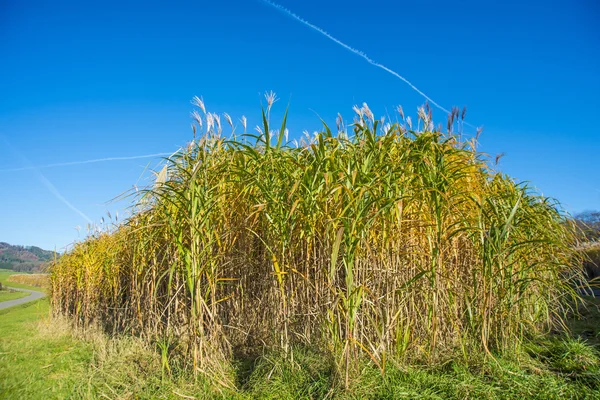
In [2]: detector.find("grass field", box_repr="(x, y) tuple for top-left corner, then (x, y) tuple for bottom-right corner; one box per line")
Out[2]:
(0, 300), (93, 399)
(0, 288), (29, 302)
(0, 297), (599, 399)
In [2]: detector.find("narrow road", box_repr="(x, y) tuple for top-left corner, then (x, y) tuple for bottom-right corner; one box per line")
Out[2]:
(0, 286), (46, 310)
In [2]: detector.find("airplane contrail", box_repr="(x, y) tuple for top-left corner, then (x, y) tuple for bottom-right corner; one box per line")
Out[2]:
(1, 136), (93, 223)
(32, 170), (94, 224)
(0, 152), (173, 173)
(260, 0), (476, 128)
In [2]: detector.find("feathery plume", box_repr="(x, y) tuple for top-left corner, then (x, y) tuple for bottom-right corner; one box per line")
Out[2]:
(397, 105), (405, 120)
(223, 113), (233, 129)
(206, 113), (214, 133)
(265, 91), (278, 111)
(191, 96), (206, 114)
(362, 102), (374, 122)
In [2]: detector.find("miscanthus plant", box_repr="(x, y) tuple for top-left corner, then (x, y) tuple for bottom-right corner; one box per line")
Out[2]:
(51, 94), (583, 387)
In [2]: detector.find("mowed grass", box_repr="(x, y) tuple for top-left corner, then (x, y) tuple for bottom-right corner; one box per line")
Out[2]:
(0, 299), (227, 400)
(0, 288), (30, 302)
(0, 268), (18, 284)
(0, 300), (92, 399)
(1, 288), (599, 398)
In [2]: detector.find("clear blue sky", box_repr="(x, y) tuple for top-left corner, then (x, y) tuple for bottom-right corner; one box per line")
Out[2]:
(1, 0), (598, 251)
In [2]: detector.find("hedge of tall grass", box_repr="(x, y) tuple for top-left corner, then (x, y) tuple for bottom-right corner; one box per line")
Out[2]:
(51, 96), (582, 385)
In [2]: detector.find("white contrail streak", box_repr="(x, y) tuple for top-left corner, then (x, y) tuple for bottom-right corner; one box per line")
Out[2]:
(0, 152), (173, 173)
(32, 170), (94, 224)
(1, 136), (93, 223)
(261, 0), (475, 127)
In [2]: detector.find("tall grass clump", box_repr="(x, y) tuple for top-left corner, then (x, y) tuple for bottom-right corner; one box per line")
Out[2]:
(50, 96), (583, 386)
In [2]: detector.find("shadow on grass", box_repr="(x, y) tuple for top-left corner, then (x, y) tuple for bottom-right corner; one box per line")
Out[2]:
(567, 295), (600, 348)
(231, 345), (337, 398)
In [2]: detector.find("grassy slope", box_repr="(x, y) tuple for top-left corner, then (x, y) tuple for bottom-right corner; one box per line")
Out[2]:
(0, 300), (93, 399)
(0, 289), (29, 302)
(0, 299), (226, 400)
(0, 298), (599, 399)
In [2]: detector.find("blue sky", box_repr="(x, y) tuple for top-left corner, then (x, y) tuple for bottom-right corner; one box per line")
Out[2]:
(1, 0), (598, 251)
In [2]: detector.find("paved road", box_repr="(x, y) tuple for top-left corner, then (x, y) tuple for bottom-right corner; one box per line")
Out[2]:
(0, 286), (46, 310)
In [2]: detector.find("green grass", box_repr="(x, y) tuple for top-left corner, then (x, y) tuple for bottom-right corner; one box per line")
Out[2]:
(0, 268), (16, 282)
(0, 268), (17, 281)
(0, 299), (229, 399)
(0, 288), (30, 302)
(0, 298), (599, 399)
(0, 300), (93, 399)
(566, 296), (600, 348)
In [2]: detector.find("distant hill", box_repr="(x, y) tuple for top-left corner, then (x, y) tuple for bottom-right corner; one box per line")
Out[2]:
(0, 242), (57, 272)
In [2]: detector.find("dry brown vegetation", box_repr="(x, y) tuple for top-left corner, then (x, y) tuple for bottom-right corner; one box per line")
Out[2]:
(8, 273), (50, 289)
(50, 97), (584, 386)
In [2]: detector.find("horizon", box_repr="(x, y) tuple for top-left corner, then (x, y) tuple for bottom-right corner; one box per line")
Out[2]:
(1, 0), (598, 251)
